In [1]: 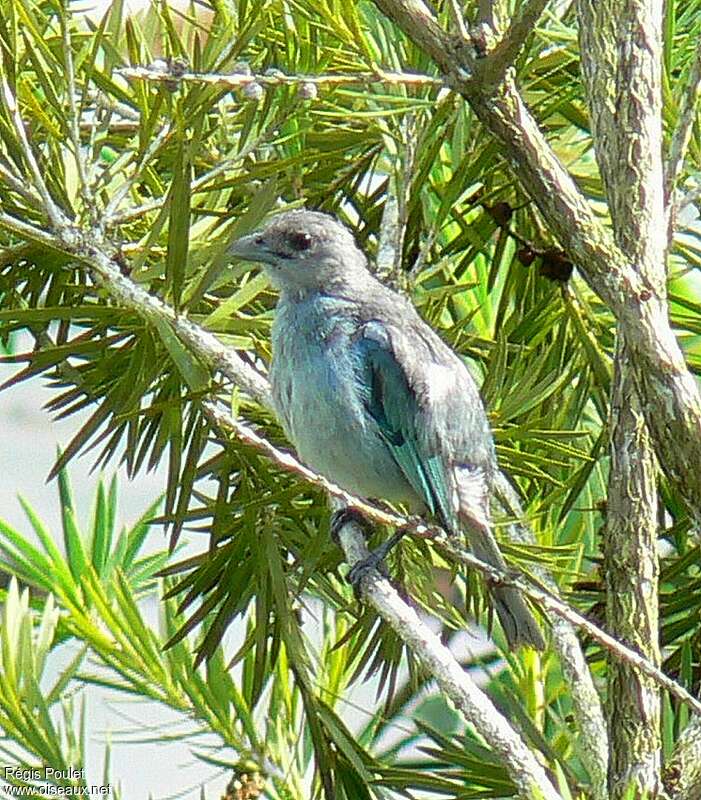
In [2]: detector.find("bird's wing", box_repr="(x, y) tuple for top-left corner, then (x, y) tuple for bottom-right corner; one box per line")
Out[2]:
(355, 319), (458, 529)
(356, 317), (544, 650)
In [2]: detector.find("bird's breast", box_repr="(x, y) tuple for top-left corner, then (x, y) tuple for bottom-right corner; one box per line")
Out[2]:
(269, 303), (417, 504)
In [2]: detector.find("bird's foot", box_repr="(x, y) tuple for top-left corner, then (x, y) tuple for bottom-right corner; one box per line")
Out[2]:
(347, 528), (407, 599)
(330, 507), (372, 546)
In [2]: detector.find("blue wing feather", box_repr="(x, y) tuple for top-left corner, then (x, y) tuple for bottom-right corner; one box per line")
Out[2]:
(356, 328), (456, 530)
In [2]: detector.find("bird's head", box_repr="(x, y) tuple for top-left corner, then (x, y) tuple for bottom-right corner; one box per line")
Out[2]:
(228, 209), (368, 293)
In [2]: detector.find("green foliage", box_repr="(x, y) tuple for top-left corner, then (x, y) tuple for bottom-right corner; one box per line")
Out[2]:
(1, 0), (700, 797)
(0, 473), (509, 799)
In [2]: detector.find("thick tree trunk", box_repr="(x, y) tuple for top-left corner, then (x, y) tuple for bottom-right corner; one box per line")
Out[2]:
(578, 2), (665, 794)
(605, 342), (661, 798)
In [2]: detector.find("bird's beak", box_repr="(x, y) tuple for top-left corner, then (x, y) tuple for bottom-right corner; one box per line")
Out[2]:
(227, 232), (270, 263)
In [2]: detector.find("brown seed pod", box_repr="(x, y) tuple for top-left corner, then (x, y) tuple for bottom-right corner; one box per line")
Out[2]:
(517, 247), (536, 267)
(485, 201), (513, 227)
(539, 248), (573, 283)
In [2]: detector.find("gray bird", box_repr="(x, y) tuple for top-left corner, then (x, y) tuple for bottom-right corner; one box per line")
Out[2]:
(229, 209), (544, 650)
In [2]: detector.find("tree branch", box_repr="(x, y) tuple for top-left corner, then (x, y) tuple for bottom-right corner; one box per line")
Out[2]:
(0, 210), (272, 408)
(494, 474), (608, 800)
(666, 41), (701, 203)
(200, 401), (701, 721)
(1, 54), (697, 792)
(116, 65), (443, 91)
(370, 0), (701, 525)
(605, 348), (661, 798)
(664, 718), (701, 800)
(674, 181), (701, 225)
(445, 0), (470, 41)
(334, 514), (563, 800)
(103, 122), (172, 221)
(61, 14), (92, 212)
(0, 160), (42, 206)
(9, 208), (701, 792)
(0, 76), (65, 228)
(479, 0), (550, 90)
(375, 116), (416, 288)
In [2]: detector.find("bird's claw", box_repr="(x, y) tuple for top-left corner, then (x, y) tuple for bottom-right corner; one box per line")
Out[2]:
(347, 550), (391, 600)
(346, 528), (407, 599)
(330, 507), (372, 546)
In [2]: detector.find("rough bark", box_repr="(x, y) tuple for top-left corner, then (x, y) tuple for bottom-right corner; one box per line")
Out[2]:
(578, 1), (665, 795)
(605, 346), (661, 798)
(664, 718), (701, 800)
(365, 1), (679, 793)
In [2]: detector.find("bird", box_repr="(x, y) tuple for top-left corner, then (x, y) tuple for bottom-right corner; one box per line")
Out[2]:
(229, 209), (544, 650)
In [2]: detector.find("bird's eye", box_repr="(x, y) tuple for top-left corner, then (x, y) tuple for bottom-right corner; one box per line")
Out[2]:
(287, 231), (312, 252)
(254, 235), (264, 245)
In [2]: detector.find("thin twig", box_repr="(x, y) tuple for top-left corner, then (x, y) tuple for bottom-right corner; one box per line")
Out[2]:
(0, 76), (65, 228)
(0, 160), (42, 206)
(87, 89), (141, 121)
(674, 182), (701, 222)
(333, 512), (562, 800)
(446, 0), (470, 40)
(374, 0), (701, 567)
(666, 41), (701, 203)
(61, 12), (93, 209)
(0, 210), (272, 407)
(494, 474), (608, 799)
(375, 115), (417, 288)
(116, 66), (443, 90)
(438, 534), (701, 715)
(3, 206), (697, 724)
(0, 210), (67, 248)
(108, 106), (295, 225)
(482, 0), (550, 88)
(211, 398), (566, 797)
(103, 122), (172, 221)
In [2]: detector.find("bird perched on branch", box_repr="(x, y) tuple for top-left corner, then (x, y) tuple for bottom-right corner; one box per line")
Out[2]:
(229, 209), (544, 650)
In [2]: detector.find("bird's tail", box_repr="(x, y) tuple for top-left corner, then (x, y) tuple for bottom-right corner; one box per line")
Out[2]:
(460, 516), (545, 651)
(490, 584), (545, 651)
